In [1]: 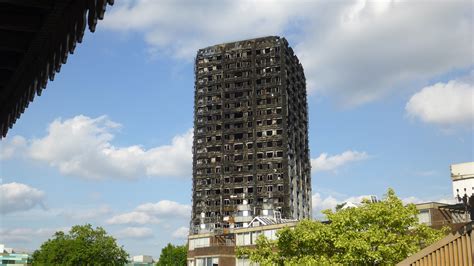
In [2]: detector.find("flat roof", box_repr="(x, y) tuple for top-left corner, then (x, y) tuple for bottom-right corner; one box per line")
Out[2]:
(197, 36), (282, 53)
(451, 162), (474, 180)
(415, 202), (449, 210)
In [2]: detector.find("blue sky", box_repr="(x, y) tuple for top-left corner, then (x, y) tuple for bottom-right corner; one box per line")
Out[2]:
(1, 0), (473, 258)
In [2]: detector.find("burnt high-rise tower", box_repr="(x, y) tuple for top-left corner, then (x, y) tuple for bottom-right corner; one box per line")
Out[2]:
(191, 36), (311, 232)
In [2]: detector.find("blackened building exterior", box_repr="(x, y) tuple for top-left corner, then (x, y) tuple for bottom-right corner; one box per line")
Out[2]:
(191, 36), (311, 232)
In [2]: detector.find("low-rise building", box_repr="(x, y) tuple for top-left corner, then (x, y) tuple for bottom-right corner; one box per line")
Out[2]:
(415, 162), (474, 230)
(187, 216), (296, 266)
(397, 221), (473, 265)
(416, 202), (468, 230)
(126, 255), (154, 266)
(0, 244), (32, 266)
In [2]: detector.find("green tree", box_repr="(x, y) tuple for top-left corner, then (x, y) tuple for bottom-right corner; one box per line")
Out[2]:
(32, 224), (128, 265)
(156, 243), (187, 266)
(334, 202), (346, 211)
(237, 188), (448, 265)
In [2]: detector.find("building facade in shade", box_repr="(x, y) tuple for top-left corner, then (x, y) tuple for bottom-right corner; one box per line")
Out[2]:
(191, 36), (311, 232)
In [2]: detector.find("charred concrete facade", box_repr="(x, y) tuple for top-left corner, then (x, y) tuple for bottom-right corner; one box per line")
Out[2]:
(192, 36), (311, 232)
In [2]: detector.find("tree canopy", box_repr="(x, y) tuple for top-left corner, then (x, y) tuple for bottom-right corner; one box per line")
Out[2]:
(156, 243), (187, 266)
(237, 188), (448, 265)
(32, 224), (128, 265)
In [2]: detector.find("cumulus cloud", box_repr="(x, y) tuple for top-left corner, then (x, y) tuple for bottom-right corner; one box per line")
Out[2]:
(312, 193), (338, 215)
(312, 193), (373, 218)
(0, 182), (45, 214)
(0, 136), (27, 159)
(406, 78), (474, 126)
(401, 196), (456, 205)
(311, 150), (368, 173)
(103, 0), (471, 106)
(2, 115), (193, 180)
(107, 211), (161, 225)
(400, 196), (423, 205)
(103, 0), (302, 59)
(172, 226), (189, 239)
(107, 200), (190, 225)
(116, 227), (153, 239)
(62, 205), (112, 220)
(135, 200), (191, 218)
(298, 1), (472, 106)
(0, 227), (70, 244)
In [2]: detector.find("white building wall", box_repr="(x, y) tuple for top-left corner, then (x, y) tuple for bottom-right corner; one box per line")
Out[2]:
(188, 237), (210, 250)
(132, 255), (153, 263)
(451, 162), (474, 198)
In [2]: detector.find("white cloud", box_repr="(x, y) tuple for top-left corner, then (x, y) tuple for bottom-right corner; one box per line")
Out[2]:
(402, 196), (456, 205)
(312, 193), (338, 214)
(107, 211), (161, 225)
(312, 193), (373, 218)
(311, 150), (368, 173)
(0, 228), (35, 243)
(0, 227), (69, 244)
(103, 0), (471, 106)
(143, 131), (193, 177)
(3, 115), (193, 180)
(172, 227), (189, 239)
(298, 1), (472, 106)
(406, 78), (474, 126)
(400, 196), (423, 205)
(116, 227), (153, 239)
(62, 205), (112, 220)
(107, 200), (190, 225)
(103, 0), (302, 59)
(0, 136), (27, 159)
(0, 182), (45, 214)
(136, 200), (191, 218)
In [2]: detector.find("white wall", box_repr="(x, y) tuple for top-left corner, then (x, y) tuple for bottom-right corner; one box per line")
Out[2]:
(453, 178), (474, 198)
(188, 237), (210, 250)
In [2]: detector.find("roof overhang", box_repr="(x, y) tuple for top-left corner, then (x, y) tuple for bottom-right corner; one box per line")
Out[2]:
(0, 0), (114, 138)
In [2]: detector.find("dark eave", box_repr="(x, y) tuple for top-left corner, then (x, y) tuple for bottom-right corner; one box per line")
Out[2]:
(0, 0), (114, 138)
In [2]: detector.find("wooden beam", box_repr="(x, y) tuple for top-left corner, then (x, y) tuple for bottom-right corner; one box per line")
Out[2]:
(0, 13), (43, 32)
(0, 70), (13, 87)
(0, 0), (54, 9)
(0, 53), (22, 71)
(0, 0), (114, 138)
(0, 30), (32, 52)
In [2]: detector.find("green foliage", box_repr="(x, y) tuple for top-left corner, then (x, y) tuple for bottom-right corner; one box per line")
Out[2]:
(237, 188), (448, 265)
(156, 243), (187, 266)
(237, 234), (280, 265)
(32, 224), (128, 265)
(334, 203), (346, 212)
